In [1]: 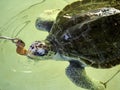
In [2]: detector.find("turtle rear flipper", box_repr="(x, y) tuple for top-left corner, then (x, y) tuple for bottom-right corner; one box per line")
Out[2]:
(66, 60), (105, 90)
(35, 18), (54, 32)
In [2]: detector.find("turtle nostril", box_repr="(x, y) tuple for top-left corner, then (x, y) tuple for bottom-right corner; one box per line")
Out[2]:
(31, 46), (34, 49)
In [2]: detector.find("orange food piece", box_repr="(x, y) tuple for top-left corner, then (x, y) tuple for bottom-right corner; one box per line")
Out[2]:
(14, 39), (27, 55)
(16, 47), (27, 55)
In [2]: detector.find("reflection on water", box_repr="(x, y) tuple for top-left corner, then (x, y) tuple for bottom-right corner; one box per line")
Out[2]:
(0, 0), (120, 90)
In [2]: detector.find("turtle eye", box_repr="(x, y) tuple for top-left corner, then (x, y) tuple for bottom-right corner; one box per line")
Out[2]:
(38, 44), (42, 47)
(43, 45), (47, 48)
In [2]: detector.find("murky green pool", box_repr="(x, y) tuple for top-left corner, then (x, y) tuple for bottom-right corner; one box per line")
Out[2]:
(0, 0), (120, 90)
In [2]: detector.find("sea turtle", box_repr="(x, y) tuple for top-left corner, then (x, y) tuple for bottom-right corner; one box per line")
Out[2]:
(15, 0), (120, 90)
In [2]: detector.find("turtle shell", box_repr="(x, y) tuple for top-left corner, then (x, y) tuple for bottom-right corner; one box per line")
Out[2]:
(46, 0), (120, 68)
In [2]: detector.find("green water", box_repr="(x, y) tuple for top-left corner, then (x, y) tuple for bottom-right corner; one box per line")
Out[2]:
(0, 0), (120, 90)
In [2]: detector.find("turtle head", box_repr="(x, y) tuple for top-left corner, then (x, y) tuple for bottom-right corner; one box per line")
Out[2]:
(27, 41), (55, 60)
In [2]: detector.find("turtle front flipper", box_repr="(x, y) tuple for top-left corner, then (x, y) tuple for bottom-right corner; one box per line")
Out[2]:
(35, 9), (60, 32)
(35, 18), (54, 32)
(66, 60), (105, 90)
